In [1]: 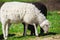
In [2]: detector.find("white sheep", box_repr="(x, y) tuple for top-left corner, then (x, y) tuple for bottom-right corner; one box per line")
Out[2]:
(0, 2), (50, 40)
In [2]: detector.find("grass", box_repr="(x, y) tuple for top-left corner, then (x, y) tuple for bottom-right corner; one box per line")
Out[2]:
(0, 11), (60, 40)
(0, 0), (40, 2)
(47, 11), (60, 33)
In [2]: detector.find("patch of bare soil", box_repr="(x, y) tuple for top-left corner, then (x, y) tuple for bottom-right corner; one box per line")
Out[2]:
(57, 11), (60, 14)
(34, 34), (60, 40)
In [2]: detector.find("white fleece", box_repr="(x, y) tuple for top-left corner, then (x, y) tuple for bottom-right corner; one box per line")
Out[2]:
(0, 2), (50, 40)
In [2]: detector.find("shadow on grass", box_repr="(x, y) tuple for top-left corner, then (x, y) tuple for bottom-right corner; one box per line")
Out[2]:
(39, 32), (58, 36)
(8, 34), (15, 37)
(0, 34), (15, 40)
(0, 32), (58, 40)
(0, 34), (3, 40)
(14, 35), (32, 38)
(14, 32), (58, 38)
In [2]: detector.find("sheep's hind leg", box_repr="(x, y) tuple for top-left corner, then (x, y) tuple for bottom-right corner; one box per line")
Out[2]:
(2, 24), (6, 40)
(23, 23), (28, 36)
(33, 24), (38, 36)
(23, 23), (26, 36)
(2, 24), (7, 40)
(2, 22), (9, 40)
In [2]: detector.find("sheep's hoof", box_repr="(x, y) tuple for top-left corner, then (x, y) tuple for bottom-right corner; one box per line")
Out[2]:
(4, 36), (8, 40)
(23, 34), (26, 36)
(4, 37), (7, 40)
(35, 34), (38, 37)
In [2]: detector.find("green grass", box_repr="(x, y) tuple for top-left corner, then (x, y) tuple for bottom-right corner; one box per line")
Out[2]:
(0, 0), (40, 2)
(47, 11), (60, 33)
(0, 11), (60, 40)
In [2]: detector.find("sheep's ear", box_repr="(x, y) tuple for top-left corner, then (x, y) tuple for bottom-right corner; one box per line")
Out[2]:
(40, 20), (50, 27)
(40, 20), (46, 27)
(40, 22), (45, 28)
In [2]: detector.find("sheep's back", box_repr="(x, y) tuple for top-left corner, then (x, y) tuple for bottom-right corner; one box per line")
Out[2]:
(0, 2), (39, 24)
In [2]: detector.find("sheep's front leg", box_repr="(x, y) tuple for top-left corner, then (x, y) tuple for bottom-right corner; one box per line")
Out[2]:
(33, 24), (38, 36)
(23, 24), (28, 36)
(2, 23), (9, 40)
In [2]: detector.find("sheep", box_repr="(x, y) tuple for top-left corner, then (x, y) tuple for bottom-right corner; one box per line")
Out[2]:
(0, 2), (48, 36)
(23, 2), (47, 36)
(0, 2), (50, 40)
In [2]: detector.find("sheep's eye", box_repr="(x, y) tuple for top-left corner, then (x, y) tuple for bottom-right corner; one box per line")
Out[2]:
(46, 25), (48, 27)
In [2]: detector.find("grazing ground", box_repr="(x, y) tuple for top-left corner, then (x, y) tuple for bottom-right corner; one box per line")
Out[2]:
(0, 0), (40, 2)
(0, 11), (60, 40)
